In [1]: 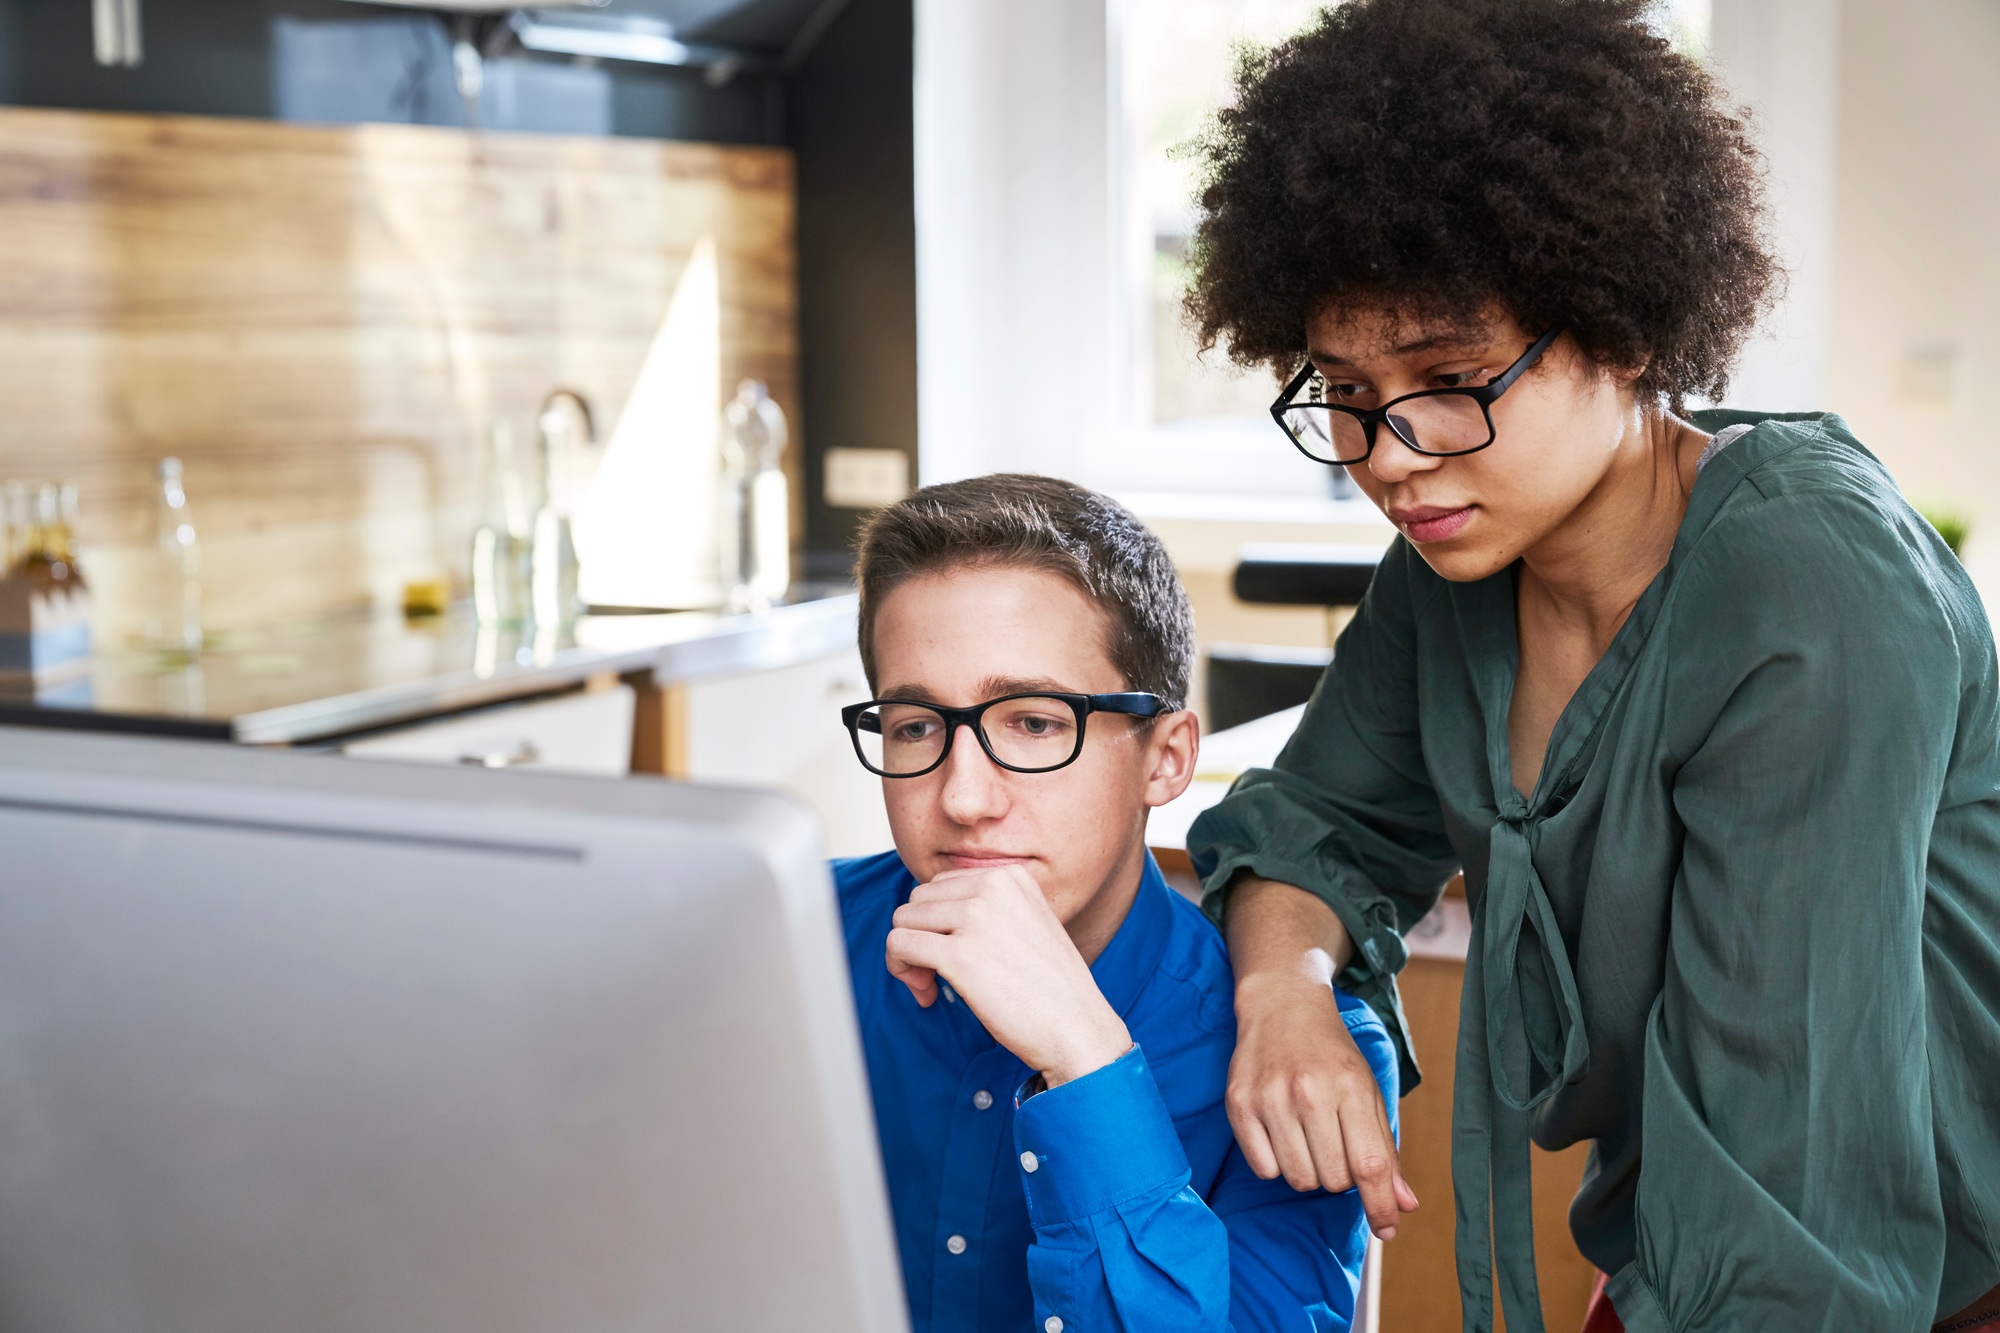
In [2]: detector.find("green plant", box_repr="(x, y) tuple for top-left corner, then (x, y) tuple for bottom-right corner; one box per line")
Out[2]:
(1919, 507), (1971, 558)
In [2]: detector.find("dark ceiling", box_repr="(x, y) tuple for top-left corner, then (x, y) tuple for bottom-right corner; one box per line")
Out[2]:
(604, 0), (835, 51)
(343, 0), (842, 54)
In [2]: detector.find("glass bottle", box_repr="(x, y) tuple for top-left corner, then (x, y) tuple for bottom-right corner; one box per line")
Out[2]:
(530, 405), (580, 630)
(2, 481), (28, 573)
(20, 483), (85, 595)
(152, 458), (202, 657)
(56, 483), (83, 575)
(471, 421), (534, 627)
(719, 380), (790, 613)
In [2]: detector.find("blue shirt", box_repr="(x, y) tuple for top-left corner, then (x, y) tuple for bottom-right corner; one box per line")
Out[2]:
(834, 849), (1399, 1333)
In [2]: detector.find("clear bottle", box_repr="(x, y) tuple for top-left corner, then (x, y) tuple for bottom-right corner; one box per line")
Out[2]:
(152, 458), (202, 657)
(471, 420), (534, 627)
(2, 480), (28, 573)
(21, 483), (85, 596)
(530, 403), (581, 630)
(56, 483), (83, 575)
(719, 380), (790, 612)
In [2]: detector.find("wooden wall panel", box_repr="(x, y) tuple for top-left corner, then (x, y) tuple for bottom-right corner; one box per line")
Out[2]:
(0, 107), (795, 643)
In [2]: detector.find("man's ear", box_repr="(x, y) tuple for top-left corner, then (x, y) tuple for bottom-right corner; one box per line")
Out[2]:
(1140, 709), (1201, 810)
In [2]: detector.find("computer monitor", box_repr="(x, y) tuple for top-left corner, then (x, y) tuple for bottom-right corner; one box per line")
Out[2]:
(0, 725), (908, 1333)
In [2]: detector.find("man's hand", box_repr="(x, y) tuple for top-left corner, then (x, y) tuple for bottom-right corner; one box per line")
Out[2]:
(886, 865), (1132, 1087)
(1224, 877), (1418, 1239)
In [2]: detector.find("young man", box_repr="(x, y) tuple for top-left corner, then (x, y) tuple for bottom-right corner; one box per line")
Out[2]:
(832, 474), (1399, 1333)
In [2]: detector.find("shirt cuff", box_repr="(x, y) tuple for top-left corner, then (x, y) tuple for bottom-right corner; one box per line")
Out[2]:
(1012, 1045), (1190, 1229)
(1606, 1263), (1673, 1333)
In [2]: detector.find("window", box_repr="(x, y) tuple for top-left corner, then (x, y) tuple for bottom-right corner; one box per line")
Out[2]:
(1101, 0), (1352, 499)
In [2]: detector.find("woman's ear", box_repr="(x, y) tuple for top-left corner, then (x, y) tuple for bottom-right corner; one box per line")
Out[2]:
(1610, 353), (1650, 389)
(1141, 709), (1202, 810)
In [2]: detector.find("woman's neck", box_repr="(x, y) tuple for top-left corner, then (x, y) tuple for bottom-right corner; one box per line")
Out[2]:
(1518, 409), (1708, 653)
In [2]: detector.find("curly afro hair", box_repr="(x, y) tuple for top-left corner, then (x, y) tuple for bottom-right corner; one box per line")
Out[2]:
(1186, 0), (1780, 408)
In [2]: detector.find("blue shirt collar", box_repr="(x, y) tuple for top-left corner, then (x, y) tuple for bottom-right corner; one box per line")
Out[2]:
(1085, 852), (1176, 1018)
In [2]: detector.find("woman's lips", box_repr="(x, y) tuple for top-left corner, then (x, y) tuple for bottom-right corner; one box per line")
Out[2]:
(1392, 505), (1474, 543)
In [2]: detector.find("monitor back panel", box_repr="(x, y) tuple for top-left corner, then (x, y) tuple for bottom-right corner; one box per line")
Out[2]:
(0, 728), (907, 1333)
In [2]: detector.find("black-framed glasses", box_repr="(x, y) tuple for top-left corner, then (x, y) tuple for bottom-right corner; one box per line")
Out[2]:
(840, 692), (1173, 778)
(1270, 326), (1564, 465)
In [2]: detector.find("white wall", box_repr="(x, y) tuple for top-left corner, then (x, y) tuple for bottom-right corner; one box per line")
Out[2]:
(1708, 0), (1843, 412)
(1823, 0), (2000, 597)
(1714, 0), (2000, 598)
(912, 0), (1116, 486)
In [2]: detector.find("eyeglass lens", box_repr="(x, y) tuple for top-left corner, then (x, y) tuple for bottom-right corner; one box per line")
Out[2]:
(1282, 391), (1491, 462)
(855, 696), (1082, 775)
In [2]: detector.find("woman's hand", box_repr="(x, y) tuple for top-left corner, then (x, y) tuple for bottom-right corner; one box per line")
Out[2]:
(1224, 877), (1418, 1239)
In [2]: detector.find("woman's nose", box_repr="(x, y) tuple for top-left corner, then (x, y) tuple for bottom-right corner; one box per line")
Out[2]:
(1364, 425), (1445, 486)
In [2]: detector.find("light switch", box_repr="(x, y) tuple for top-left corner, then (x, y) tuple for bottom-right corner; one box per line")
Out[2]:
(823, 448), (910, 509)
(1899, 343), (1960, 407)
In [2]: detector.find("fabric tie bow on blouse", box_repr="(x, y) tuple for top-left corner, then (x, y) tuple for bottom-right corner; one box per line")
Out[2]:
(1455, 790), (1592, 1332)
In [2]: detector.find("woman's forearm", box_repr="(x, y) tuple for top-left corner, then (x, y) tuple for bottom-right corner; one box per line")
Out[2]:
(1223, 874), (1354, 988)
(1218, 873), (1414, 1232)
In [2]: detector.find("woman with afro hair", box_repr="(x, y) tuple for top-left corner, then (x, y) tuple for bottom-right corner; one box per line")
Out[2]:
(1182, 1), (2000, 1330)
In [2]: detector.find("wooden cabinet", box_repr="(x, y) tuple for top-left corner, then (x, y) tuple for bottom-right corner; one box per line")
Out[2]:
(1385, 948), (1597, 1333)
(681, 648), (892, 860)
(340, 646), (891, 861)
(341, 683), (636, 777)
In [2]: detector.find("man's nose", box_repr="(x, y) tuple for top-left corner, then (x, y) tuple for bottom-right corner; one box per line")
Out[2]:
(1364, 423), (1445, 486)
(936, 724), (1008, 823)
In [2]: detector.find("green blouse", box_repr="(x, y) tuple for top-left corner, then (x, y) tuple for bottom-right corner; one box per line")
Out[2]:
(1189, 412), (2000, 1332)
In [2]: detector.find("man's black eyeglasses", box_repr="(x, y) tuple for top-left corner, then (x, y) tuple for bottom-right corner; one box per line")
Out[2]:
(840, 692), (1173, 778)
(1270, 326), (1564, 465)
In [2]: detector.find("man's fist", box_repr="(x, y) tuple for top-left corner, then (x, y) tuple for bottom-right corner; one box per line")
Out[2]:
(885, 865), (1132, 1087)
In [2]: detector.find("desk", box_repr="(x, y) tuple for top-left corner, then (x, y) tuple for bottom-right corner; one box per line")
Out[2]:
(1147, 707), (1592, 1333)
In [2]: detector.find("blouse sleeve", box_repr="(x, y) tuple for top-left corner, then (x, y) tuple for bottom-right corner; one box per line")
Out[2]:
(1188, 540), (1461, 1089)
(1613, 490), (1960, 1331)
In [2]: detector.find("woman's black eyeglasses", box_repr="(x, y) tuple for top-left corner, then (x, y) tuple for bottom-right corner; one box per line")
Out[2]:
(840, 692), (1173, 778)
(1270, 326), (1564, 465)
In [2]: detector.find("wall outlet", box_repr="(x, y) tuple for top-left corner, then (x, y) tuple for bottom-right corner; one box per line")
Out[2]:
(823, 448), (910, 509)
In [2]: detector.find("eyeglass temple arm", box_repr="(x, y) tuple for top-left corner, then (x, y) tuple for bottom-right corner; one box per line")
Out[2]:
(1274, 360), (1318, 409)
(848, 693), (1173, 729)
(1277, 325), (1565, 410)
(1088, 692), (1173, 718)
(1483, 325), (1566, 396)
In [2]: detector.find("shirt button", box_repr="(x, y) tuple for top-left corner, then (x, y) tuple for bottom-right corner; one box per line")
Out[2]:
(1020, 1151), (1039, 1173)
(942, 984), (958, 1004)
(972, 1090), (993, 1110)
(945, 1234), (967, 1255)
(1045, 1319), (1064, 1333)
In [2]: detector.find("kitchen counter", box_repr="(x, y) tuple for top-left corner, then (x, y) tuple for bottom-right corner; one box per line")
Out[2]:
(0, 590), (859, 748)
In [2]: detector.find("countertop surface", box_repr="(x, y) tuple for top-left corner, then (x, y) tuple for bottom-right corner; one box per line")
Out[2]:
(0, 589), (859, 746)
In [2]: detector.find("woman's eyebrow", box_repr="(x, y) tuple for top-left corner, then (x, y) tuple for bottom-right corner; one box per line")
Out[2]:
(1309, 335), (1487, 363)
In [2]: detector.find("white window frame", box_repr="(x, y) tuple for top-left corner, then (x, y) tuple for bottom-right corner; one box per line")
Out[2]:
(913, 0), (1367, 511)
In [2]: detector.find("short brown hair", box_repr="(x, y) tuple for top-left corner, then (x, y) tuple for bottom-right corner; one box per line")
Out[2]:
(854, 474), (1195, 710)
